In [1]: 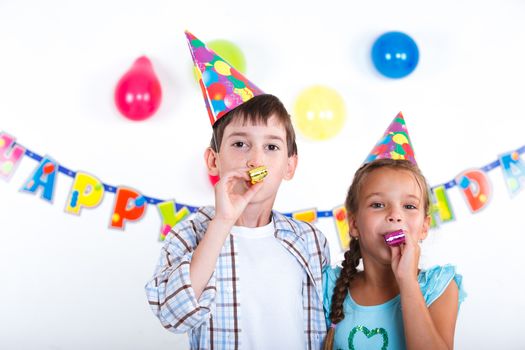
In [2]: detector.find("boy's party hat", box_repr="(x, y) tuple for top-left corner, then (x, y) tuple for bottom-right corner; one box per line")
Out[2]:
(185, 30), (264, 126)
(364, 112), (417, 165)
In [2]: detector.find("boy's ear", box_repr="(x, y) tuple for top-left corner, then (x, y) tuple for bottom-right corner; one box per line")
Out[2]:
(204, 147), (219, 176)
(284, 154), (298, 180)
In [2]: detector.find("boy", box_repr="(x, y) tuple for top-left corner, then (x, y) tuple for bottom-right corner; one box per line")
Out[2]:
(145, 31), (330, 350)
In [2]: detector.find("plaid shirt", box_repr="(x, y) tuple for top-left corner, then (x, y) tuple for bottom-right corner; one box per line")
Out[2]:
(145, 206), (330, 350)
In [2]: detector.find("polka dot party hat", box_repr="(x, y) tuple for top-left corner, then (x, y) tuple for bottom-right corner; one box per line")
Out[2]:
(364, 112), (417, 165)
(185, 30), (264, 126)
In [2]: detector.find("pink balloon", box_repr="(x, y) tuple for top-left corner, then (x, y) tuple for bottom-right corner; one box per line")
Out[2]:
(114, 56), (162, 121)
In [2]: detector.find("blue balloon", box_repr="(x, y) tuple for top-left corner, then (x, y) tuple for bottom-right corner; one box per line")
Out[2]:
(371, 31), (419, 79)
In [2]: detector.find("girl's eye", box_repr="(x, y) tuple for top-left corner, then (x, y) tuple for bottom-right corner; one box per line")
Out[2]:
(266, 144), (280, 151)
(405, 204), (417, 210)
(371, 202), (384, 208)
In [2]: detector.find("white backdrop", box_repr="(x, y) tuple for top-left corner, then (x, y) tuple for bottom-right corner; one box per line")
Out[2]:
(1, 0), (524, 349)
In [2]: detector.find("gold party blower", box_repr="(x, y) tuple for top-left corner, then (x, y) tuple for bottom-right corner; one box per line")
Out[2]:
(248, 166), (268, 185)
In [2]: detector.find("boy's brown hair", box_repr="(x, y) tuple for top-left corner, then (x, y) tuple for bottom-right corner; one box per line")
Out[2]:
(210, 94), (298, 157)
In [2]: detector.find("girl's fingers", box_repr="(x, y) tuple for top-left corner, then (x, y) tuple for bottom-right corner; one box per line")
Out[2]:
(390, 245), (401, 255)
(403, 230), (416, 245)
(390, 245), (401, 263)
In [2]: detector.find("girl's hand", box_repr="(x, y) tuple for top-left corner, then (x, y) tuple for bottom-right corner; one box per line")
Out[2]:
(213, 168), (263, 226)
(390, 230), (420, 286)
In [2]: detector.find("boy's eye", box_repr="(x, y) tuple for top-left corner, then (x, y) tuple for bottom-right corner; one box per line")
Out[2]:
(371, 202), (384, 208)
(405, 204), (417, 210)
(266, 144), (280, 151)
(232, 141), (247, 148)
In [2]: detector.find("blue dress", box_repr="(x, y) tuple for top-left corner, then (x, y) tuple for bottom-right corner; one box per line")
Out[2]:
(323, 265), (466, 350)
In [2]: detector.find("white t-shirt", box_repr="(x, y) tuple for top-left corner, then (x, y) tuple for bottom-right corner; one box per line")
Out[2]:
(230, 221), (305, 350)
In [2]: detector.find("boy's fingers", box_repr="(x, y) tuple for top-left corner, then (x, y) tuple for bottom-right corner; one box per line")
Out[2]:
(243, 181), (263, 200)
(219, 168), (252, 183)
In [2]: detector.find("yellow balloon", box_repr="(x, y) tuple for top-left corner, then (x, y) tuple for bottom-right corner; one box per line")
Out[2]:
(293, 85), (346, 141)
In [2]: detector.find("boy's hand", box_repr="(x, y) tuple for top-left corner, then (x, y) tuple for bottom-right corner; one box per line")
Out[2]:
(190, 168), (262, 300)
(390, 230), (420, 287)
(213, 168), (263, 226)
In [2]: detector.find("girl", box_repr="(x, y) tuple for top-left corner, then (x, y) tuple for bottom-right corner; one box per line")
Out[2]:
(323, 158), (466, 350)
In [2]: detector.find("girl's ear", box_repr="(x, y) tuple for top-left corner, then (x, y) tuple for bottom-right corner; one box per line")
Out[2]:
(347, 212), (360, 239)
(283, 154), (298, 180)
(420, 214), (431, 240)
(204, 147), (219, 176)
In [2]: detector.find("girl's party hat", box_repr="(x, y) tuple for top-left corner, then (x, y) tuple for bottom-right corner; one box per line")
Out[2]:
(364, 112), (417, 165)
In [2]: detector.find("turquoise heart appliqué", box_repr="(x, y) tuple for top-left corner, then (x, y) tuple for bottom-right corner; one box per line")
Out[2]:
(347, 325), (389, 350)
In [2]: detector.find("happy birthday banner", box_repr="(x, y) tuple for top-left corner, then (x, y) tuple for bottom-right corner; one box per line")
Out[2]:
(1, 131), (524, 248)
